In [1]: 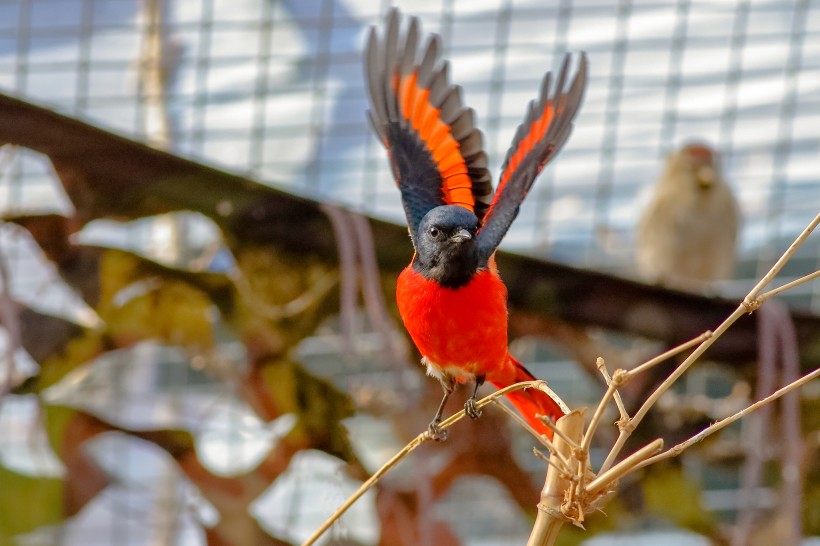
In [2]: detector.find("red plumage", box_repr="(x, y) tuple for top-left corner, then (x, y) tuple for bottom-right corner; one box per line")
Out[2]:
(397, 263), (566, 438)
(396, 265), (509, 379)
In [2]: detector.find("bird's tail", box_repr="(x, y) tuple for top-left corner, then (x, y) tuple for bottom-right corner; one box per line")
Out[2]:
(489, 354), (567, 439)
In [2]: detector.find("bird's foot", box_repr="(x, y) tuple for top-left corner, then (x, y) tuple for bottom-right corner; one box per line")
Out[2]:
(427, 420), (449, 442)
(464, 398), (482, 419)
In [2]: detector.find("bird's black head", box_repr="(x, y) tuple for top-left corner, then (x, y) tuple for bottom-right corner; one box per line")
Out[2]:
(413, 205), (480, 288)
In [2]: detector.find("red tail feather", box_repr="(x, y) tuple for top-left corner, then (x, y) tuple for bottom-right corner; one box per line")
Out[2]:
(489, 354), (567, 439)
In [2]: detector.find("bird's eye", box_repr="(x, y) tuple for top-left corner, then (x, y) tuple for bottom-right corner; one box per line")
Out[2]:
(429, 227), (440, 238)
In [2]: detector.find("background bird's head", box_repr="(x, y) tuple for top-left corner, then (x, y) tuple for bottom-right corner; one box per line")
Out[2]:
(666, 142), (722, 192)
(413, 205), (480, 288)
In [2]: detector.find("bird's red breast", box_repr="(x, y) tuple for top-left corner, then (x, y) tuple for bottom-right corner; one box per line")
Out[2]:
(396, 264), (509, 382)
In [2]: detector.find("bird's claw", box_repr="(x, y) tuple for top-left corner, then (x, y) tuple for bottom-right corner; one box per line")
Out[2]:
(465, 398), (482, 419)
(427, 421), (449, 442)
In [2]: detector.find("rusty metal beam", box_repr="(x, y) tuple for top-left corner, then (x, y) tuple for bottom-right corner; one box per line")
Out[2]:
(1, 93), (818, 368)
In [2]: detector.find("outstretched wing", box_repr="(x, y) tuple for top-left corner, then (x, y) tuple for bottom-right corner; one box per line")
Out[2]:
(476, 53), (588, 264)
(365, 9), (493, 245)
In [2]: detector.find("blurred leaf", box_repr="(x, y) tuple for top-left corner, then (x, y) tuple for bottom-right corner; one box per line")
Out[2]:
(18, 306), (87, 366)
(41, 405), (110, 516)
(42, 404), (80, 453)
(4, 214), (101, 306)
(0, 465), (63, 542)
(96, 250), (216, 350)
(252, 357), (354, 463)
(29, 326), (104, 392)
(227, 246), (337, 357)
(642, 462), (716, 536)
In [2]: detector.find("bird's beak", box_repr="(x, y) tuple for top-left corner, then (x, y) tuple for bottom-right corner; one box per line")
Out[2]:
(697, 165), (715, 189)
(451, 228), (472, 243)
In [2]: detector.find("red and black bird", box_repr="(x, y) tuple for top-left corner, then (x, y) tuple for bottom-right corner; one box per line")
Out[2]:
(365, 9), (587, 440)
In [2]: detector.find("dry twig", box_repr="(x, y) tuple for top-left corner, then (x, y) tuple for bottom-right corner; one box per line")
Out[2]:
(545, 213), (820, 537)
(633, 367), (819, 472)
(599, 212), (819, 474)
(595, 357), (628, 422)
(527, 411), (584, 546)
(300, 380), (564, 546)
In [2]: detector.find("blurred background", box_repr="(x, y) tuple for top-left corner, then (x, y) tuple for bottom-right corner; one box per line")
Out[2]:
(0, 0), (818, 545)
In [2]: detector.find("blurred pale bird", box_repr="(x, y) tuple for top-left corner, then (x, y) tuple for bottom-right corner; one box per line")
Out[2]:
(636, 142), (740, 292)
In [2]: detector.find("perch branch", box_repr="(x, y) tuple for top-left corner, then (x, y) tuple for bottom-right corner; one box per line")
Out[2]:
(300, 380), (564, 546)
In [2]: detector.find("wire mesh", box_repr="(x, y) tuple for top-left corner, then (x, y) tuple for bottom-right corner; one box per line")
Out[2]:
(0, 1), (818, 545)
(3, 0), (818, 300)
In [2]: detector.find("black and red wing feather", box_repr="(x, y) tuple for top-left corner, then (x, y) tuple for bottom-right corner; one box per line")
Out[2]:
(365, 9), (493, 244)
(476, 53), (588, 264)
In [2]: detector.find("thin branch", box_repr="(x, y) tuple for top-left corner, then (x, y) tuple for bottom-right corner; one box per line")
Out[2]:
(436, 380), (551, 429)
(349, 211), (409, 368)
(600, 305), (745, 473)
(585, 438), (664, 495)
(300, 430), (429, 546)
(493, 400), (574, 475)
(581, 382), (617, 457)
(532, 447), (577, 482)
(596, 357), (628, 421)
(321, 203), (360, 355)
(575, 382), (617, 497)
(756, 269), (820, 304)
(745, 212), (820, 302)
(620, 331), (712, 382)
(632, 367), (820, 472)
(538, 415), (582, 452)
(301, 380), (561, 546)
(599, 213), (819, 474)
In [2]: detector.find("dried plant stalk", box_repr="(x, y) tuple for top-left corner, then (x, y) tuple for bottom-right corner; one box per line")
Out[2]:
(600, 212), (819, 473)
(633, 367), (820, 471)
(756, 269), (820, 304)
(585, 439), (664, 495)
(596, 357), (628, 421)
(301, 380), (563, 546)
(527, 410), (585, 546)
(620, 331), (711, 381)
